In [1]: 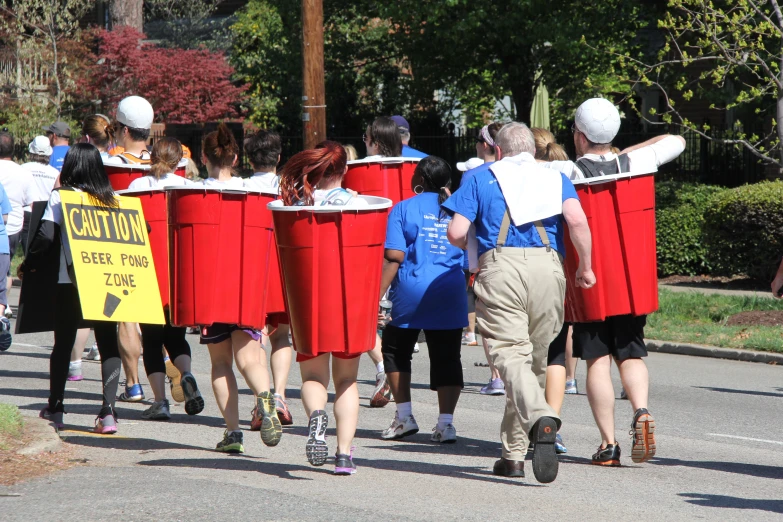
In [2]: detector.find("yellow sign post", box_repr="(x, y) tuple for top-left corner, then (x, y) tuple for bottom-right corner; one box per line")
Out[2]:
(60, 190), (165, 324)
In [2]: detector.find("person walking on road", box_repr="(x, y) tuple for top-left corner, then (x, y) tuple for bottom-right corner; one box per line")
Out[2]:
(443, 122), (595, 483)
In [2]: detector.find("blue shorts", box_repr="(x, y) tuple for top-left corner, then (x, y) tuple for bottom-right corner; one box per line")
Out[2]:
(199, 323), (262, 345)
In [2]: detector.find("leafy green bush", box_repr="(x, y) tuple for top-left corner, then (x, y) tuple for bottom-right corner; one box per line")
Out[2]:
(703, 181), (783, 281)
(655, 181), (725, 276)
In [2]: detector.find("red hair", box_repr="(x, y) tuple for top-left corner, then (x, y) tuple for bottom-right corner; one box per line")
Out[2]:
(279, 141), (347, 206)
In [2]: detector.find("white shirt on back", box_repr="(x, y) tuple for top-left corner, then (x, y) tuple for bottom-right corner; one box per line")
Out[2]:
(21, 161), (59, 206)
(0, 159), (35, 235)
(244, 172), (279, 194)
(128, 172), (192, 190)
(201, 177), (245, 189)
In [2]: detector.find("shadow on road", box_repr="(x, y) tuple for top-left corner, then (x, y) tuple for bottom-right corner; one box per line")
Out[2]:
(679, 493), (783, 514)
(0, 369), (59, 381)
(1, 350), (53, 359)
(654, 457), (783, 480)
(61, 433), (220, 453)
(693, 386), (783, 398)
(139, 457), (314, 480)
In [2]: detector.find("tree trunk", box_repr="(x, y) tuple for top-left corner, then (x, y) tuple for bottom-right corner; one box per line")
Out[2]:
(510, 82), (534, 124)
(109, 0), (143, 31)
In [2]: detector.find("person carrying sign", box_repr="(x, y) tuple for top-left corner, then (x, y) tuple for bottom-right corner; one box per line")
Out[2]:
(443, 122), (595, 483)
(23, 143), (124, 433)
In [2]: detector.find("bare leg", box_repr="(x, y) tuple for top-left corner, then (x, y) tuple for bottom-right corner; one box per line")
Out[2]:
(332, 357), (361, 455)
(386, 372), (411, 404)
(616, 358), (649, 412)
(565, 326), (577, 382)
(586, 355), (615, 446)
(299, 354), (330, 417)
(545, 365), (567, 416)
(269, 324), (293, 399)
(71, 328), (90, 362)
(207, 340), (239, 431)
(231, 331), (270, 395)
(437, 386), (461, 415)
(118, 322), (142, 387)
(367, 335), (383, 366)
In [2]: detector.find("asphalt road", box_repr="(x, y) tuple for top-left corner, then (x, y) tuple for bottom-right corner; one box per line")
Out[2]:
(1, 287), (782, 521)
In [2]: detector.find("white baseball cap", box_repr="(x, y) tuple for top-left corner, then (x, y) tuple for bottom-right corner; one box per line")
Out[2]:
(574, 98), (621, 144)
(457, 157), (484, 172)
(29, 136), (53, 156)
(116, 96), (154, 130)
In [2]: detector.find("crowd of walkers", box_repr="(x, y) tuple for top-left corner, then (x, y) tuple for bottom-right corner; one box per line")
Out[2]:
(0, 94), (688, 482)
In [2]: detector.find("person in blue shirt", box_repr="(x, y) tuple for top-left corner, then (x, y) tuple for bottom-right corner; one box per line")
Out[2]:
(442, 122), (595, 483)
(0, 182), (12, 351)
(391, 115), (427, 158)
(43, 121), (71, 172)
(378, 156), (467, 445)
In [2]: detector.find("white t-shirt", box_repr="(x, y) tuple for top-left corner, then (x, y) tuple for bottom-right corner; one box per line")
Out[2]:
(128, 172), (192, 190)
(201, 177), (245, 189)
(0, 159), (35, 234)
(312, 188), (368, 208)
(21, 161), (59, 206)
(103, 150), (152, 165)
(543, 135), (686, 180)
(243, 172), (279, 194)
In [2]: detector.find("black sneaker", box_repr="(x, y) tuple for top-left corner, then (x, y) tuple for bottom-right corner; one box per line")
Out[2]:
(334, 451), (356, 475)
(0, 316), (12, 351)
(530, 416), (559, 483)
(592, 443), (621, 466)
(216, 430), (244, 453)
(630, 408), (656, 463)
(181, 372), (205, 416)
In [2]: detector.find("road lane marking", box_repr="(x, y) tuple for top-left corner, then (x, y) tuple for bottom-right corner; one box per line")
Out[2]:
(708, 433), (783, 445)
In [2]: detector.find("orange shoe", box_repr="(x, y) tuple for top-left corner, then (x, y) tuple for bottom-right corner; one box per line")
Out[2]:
(630, 408), (656, 463)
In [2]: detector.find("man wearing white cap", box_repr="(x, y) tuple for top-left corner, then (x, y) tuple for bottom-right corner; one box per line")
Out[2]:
(20, 136), (60, 255)
(105, 95), (154, 165)
(544, 98), (685, 468)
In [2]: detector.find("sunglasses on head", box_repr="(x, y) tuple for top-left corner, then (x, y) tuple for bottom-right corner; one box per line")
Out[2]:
(474, 137), (486, 144)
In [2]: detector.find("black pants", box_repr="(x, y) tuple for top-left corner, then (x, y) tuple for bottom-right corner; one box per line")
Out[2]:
(20, 210), (32, 256)
(140, 310), (191, 376)
(49, 284), (121, 413)
(382, 325), (464, 390)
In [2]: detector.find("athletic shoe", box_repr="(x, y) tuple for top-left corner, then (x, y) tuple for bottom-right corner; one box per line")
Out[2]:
(67, 365), (83, 382)
(564, 379), (578, 394)
(430, 423), (457, 443)
(256, 391), (282, 446)
(117, 383), (144, 402)
(370, 371), (391, 408)
(480, 378), (505, 396)
(39, 407), (64, 430)
(185, 326), (199, 335)
(620, 387), (628, 400)
(141, 399), (171, 420)
(592, 443), (621, 466)
(216, 430), (244, 453)
(334, 449), (356, 475)
(555, 433), (567, 454)
(413, 343), (420, 353)
(630, 408), (656, 463)
(4, 306), (12, 318)
(166, 357), (185, 403)
(461, 333), (478, 346)
(94, 408), (118, 434)
(0, 316), (12, 352)
(250, 405), (262, 431)
(274, 394), (293, 425)
(84, 343), (100, 361)
(381, 412), (419, 440)
(181, 372), (204, 416)
(306, 410), (329, 466)
(530, 417), (558, 483)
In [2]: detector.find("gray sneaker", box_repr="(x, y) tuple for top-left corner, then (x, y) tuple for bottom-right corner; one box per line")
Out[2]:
(565, 379), (578, 394)
(142, 400), (171, 420)
(181, 372), (205, 416)
(84, 343), (100, 361)
(480, 378), (505, 396)
(0, 316), (12, 352)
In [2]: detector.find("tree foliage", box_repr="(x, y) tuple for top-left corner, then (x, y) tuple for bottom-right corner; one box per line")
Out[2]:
(144, 0), (234, 51)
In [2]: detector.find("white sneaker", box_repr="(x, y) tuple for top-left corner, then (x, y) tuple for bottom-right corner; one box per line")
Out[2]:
(431, 424), (457, 443)
(141, 399), (171, 420)
(84, 343), (100, 361)
(413, 343), (420, 353)
(3, 307), (12, 318)
(381, 413), (419, 440)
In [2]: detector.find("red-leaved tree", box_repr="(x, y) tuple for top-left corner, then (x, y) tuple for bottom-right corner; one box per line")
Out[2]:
(83, 27), (245, 123)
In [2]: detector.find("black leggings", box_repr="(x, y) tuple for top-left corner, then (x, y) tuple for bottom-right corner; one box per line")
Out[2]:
(140, 310), (191, 376)
(382, 325), (464, 390)
(49, 284), (121, 413)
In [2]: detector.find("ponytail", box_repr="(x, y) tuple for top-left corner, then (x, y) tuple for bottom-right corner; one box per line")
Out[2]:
(279, 141), (347, 206)
(203, 123), (239, 169)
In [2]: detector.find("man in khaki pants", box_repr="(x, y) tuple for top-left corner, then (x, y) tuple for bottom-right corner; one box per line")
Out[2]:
(443, 122), (595, 483)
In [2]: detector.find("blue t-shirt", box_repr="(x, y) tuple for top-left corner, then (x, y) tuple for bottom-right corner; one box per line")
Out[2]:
(0, 183), (12, 254)
(460, 161), (493, 187)
(402, 144), (427, 158)
(49, 145), (70, 172)
(442, 168), (578, 258)
(385, 192), (468, 330)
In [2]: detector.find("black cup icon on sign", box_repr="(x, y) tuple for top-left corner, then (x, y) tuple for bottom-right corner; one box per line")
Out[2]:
(103, 292), (123, 318)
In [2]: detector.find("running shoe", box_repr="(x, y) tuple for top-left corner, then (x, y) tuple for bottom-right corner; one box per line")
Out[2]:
(413, 343), (420, 354)
(555, 433), (567, 454)
(565, 379), (578, 395)
(480, 378), (505, 396)
(630, 408), (656, 463)
(274, 393), (293, 425)
(4, 306), (12, 318)
(165, 357), (185, 403)
(381, 412), (419, 440)
(306, 410), (329, 466)
(39, 407), (64, 430)
(592, 443), (621, 466)
(334, 449), (356, 475)
(250, 405), (262, 431)
(530, 417), (559, 483)
(181, 372), (204, 416)
(461, 332), (478, 346)
(117, 383), (144, 402)
(94, 408), (118, 434)
(369, 371), (392, 407)
(216, 430), (244, 453)
(256, 391), (282, 446)
(67, 364), (83, 382)
(0, 316), (12, 352)
(430, 423), (457, 443)
(84, 343), (100, 361)
(141, 399), (171, 420)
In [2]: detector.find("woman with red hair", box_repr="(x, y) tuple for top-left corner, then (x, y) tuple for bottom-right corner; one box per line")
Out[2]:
(279, 141), (367, 475)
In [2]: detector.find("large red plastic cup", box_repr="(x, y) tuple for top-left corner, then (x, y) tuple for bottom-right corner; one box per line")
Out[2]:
(564, 172), (658, 323)
(104, 161), (188, 191)
(265, 241), (287, 317)
(268, 196), (392, 357)
(343, 157), (421, 205)
(167, 187), (277, 329)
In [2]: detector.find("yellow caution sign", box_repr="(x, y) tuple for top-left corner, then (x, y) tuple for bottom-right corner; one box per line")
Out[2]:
(60, 190), (165, 324)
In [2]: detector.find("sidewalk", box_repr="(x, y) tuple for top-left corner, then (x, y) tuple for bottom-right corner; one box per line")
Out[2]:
(659, 283), (773, 299)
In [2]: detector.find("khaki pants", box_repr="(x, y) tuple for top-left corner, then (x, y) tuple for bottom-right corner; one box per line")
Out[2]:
(473, 247), (565, 460)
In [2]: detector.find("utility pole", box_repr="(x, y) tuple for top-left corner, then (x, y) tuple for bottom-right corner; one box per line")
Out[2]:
(301, 0), (326, 150)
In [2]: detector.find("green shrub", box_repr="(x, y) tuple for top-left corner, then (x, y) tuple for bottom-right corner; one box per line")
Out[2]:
(703, 180), (783, 280)
(655, 181), (725, 276)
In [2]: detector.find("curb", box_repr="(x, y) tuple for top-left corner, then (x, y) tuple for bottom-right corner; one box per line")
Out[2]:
(16, 416), (62, 456)
(646, 339), (783, 365)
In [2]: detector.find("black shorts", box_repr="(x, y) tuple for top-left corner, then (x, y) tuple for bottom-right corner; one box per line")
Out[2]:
(572, 314), (647, 361)
(547, 322), (570, 367)
(381, 324), (464, 390)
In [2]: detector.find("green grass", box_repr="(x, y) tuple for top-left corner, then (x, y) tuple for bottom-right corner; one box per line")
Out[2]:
(647, 289), (783, 353)
(0, 404), (24, 450)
